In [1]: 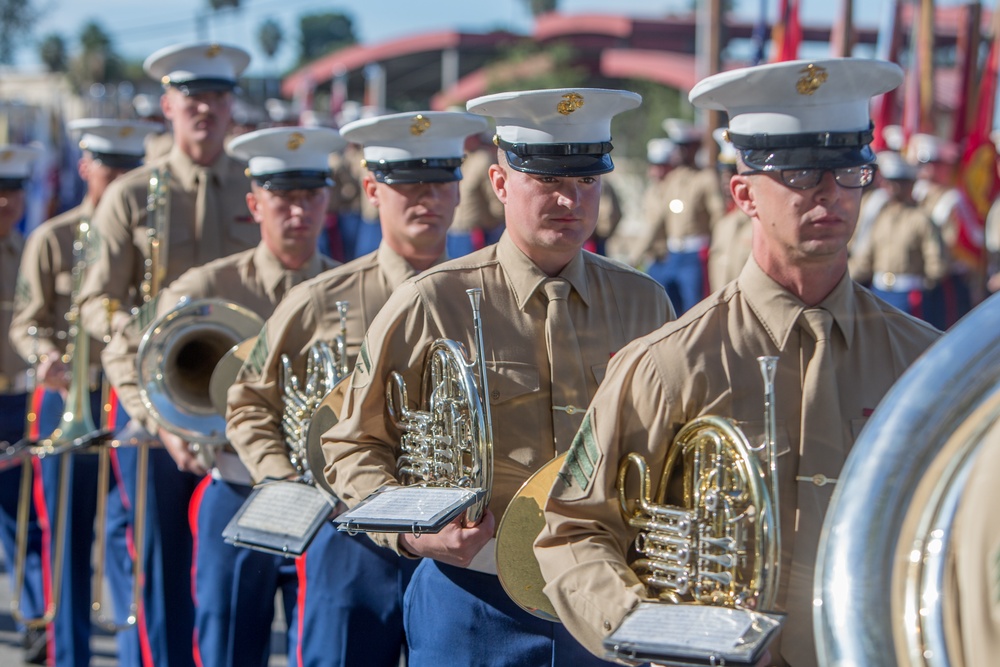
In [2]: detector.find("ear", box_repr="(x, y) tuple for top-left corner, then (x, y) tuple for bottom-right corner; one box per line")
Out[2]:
(159, 92), (173, 121)
(731, 173), (757, 218)
(488, 162), (508, 206)
(77, 156), (89, 183)
(362, 173), (379, 207)
(245, 190), (263, 224)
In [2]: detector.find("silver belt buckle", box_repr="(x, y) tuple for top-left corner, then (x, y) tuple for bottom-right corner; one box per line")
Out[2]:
(796, 473), (838, 487)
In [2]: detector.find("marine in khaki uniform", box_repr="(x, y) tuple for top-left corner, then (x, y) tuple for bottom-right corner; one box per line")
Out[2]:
(73, 41), (256, 667)
(227, 110), (488, 667)
(0, 145), (47, 665)
(641, 118), (726, 314)
(320, 88), (673, 667)
(534, 60), (941, 667)
(103, 125), (342, 667)
(849, 151), (946, 321)
(77, 43), (259, 341)
(9, 119), (160, 667)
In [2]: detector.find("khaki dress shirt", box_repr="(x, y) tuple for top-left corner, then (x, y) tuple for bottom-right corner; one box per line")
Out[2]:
(78, 144), (258, 339)
(321, 233), (673, 554)
(226, 242), (433, 483)
(11, 203), (105, 368)
(849, 201), (947, 287)
(102, 244), (336, 434)
(534, 257), (940, 664)
(1, 231), (29, 388)
(640, 166), (725, 260)
(707, 207), (752, 292)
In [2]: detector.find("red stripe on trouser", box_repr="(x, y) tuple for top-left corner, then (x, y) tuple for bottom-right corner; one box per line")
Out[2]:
(908, 289), (923, 320)
(110, 448), (154, 666)
(29, 386), (46, 441)
(31, 456), (56, 665)
(106, 387), (119, 432)
(188, 476), (211, 667)
(296, 553), (308, 667)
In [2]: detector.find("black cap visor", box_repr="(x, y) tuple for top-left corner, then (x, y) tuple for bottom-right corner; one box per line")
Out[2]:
(168, 78), (238, 95)
(740, 145), (876, 171)
(499, 138), (614, 176)
(0, 177), (27, 190)
(89, 151), (144, 170)
(368, 158), (463, 185)
(254, 170), (333, 191)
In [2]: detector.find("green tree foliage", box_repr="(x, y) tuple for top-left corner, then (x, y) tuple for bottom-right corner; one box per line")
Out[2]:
(39, 33), (67, 72)
(484, 41), (588, 94)
(70, 21), (125, 90)
(0, 0), (38, 64)
(522, 0), (558, 17)
(258, 18), (283, 60)
(298, 12), (356, 67)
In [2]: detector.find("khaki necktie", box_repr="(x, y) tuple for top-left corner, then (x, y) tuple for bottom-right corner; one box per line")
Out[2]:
(542, 278), (588, 453)
(195, 168), (221, 264)
(783, 307), (845, 666)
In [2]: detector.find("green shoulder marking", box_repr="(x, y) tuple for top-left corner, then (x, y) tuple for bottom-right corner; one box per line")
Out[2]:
(244, 322), (269, 378)
(555, 410), (602, 500)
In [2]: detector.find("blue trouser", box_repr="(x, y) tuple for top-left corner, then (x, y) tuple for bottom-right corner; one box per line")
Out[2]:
(296, 524), (413, 667)
(115, 440), (200, 667)
(871, 287), (931, 322)
(647, 250), (705, 316)
(337, 213), (382, 262)
(191, 476), (298, 667)
(924, 273), (974, 330)
(403, 559), (616, 667)
(35, 388), (109, 667)
(0, 392), (46, 633)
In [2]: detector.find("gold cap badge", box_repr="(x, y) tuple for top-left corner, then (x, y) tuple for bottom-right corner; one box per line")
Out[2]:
(205, 44), (222, 58)
(0, 151), (12, 162)
(796, 64), (828, 96)
(410, 114), (431, 136)
(287, 132), (305, 150)
(119, 126), (135, 138)
(557, 92), (585, 115)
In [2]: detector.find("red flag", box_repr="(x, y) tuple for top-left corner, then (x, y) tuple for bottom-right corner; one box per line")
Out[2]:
(770, 0), (802, 63)
(954, 21), (1000, 271)
(871, 0), (903, 150)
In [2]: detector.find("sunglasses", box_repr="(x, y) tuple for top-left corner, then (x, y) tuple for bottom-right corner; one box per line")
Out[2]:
(740, 165), (876, 190)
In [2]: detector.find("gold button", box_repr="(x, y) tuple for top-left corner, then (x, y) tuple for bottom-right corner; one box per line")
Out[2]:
(603, 620), (612, 631)
(884, 272), (896, 287)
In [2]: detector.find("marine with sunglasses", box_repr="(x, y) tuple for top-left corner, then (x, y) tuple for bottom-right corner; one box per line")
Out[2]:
(533, 58), (941, 667)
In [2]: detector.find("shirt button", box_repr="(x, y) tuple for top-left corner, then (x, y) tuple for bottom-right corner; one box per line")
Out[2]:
(603, 620), (612, 631)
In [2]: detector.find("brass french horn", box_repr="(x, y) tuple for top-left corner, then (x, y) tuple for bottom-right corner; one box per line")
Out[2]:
(496, 356), (782, 619)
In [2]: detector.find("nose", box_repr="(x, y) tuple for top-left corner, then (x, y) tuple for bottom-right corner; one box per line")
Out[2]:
(555, 182), (581, 208)
(812, 170), (840, 203)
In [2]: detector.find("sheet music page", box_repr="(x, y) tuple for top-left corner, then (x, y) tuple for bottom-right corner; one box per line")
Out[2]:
(345, 487), (475, 522)
(236, 483), (329, 539)
(611, 603), (755, 653)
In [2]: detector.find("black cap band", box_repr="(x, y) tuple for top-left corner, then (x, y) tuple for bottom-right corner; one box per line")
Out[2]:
(727, 123), (875, 151)
(0, 177), (27, 190)
(496, 138), (615, 177)
(253, 170), (333, 191)
(88, 151), (144, 170)
(366, 157), (464, 184)
(168, 78), (239, 95)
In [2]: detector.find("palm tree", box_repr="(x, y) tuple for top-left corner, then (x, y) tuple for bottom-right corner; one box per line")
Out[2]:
(39, 33), (67, 72)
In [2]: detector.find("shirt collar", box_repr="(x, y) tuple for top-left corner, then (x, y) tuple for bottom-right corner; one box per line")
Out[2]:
(375, 241), (449, 290)
(496, 232), (590, 310)
(738, 256), (856, 351)
(167, 144), (225, 190)
(253, 243), (326, 293)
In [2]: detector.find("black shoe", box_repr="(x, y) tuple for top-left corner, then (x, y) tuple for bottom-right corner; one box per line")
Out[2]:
(22, 626), (47, 665)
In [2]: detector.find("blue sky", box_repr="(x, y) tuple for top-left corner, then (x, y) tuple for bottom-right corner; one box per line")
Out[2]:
(9, 0), (905, 76)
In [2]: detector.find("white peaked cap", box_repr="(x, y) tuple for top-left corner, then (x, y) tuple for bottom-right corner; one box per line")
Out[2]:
(227, 127), (346, 190)
(876, 150), (918, 180)
(68, 119), (163, 163)
(340, 111), (489, 184)
(663, 118), (701, 144)
(467, 87), (641, 175)
(0, 145), (43, 185)
(647, 138), (676, 165)
(144, 42), (250, 92)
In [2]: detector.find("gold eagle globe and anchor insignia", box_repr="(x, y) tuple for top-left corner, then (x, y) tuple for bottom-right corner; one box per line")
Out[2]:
(796, 64), (829, 96)
(410, 114), (432, 136)
(205, 43), (222, 58)
(286, 132), (306, 151)
(557, 92), (585, 115)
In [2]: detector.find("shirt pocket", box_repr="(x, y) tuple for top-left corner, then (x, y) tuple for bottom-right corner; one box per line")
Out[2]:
(484, 361), (539, 405)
